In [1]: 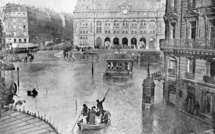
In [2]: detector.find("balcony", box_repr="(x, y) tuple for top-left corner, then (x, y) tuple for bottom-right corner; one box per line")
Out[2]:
(203, 76), (215, 85)
(160, 39), (215, 52)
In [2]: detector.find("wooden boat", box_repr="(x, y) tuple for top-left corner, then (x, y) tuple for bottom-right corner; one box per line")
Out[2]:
(103, 51), (133, 78)
(77, 110), (111, 132)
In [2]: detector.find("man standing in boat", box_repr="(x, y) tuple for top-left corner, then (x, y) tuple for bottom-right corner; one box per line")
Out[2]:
(97, 97), (105, 114)
(82, 104), (89, 124)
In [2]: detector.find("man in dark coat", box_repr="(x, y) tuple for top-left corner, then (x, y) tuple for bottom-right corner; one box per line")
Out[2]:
(97, 97), (105, 113)
(82, 104), (89, 124)
(101, 110), (108, 124)
(82, 104), (89, 116)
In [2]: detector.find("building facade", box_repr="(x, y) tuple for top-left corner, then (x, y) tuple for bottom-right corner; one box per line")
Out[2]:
(162, 0), (215, 123)
(0, 7), (4, 47)
(4, 3), (29, 44)
(73, 0), (166, 50)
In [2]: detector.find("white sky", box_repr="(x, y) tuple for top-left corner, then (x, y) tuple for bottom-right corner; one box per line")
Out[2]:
(2, 0), (78, 13)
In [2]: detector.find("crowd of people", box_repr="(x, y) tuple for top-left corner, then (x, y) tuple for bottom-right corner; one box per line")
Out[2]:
(81, 97), (109, 125)
(107, 62), (131, 70)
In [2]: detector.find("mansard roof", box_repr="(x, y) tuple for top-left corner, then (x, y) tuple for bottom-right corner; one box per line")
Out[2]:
(74, 0), (165, 12)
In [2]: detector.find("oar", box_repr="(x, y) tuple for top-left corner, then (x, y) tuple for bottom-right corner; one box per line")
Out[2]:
(104, 88), (111, 98)
(72, 112), (82, 132)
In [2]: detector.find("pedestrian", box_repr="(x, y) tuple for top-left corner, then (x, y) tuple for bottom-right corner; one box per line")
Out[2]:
(97, 97), (105, 114)
(82, 104), (89, 124)
(89, 106), (96, 125)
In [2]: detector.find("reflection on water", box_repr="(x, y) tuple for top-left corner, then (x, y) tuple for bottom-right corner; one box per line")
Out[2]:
(4, 50), (209, 134)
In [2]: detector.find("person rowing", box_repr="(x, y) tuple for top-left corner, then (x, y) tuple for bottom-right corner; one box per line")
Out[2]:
(96, 97), (105, 114)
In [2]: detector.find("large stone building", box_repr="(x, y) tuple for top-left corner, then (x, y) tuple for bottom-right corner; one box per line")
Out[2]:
(4, 3), (29, 44)
(161, 0), (215, 123)
(73, 0), (166, 50)
(0, 7), (4, 47)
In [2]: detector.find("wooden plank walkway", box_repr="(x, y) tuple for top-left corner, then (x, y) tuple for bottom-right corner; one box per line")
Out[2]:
(0, 108), (59, 134)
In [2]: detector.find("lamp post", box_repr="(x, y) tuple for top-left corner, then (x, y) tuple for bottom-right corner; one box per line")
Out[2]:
(91, 54), (94, 76)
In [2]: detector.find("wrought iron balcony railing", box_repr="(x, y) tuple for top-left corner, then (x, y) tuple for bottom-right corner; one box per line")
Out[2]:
(168, 68), (176, 76)
(203, 75), (215, 85)
(160, 39), (215, 51)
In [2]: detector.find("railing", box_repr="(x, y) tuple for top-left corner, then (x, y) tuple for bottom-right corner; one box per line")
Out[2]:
(160, 39), (215, 50)
(203, 75), (215, 85)
(168, 68), (176, 76)
(3, 106), (62, 134)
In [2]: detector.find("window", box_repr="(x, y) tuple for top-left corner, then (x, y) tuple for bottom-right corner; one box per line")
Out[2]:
(114, 20), (119, 27)
(19, 39), (21, 42)
(14, 39), (16, 42)
(187, 0), (196, 9)
(96, 21), (102, 26)
(23, 25), (26, 29)
(96, 27), (102, 34)
(131, 20), (137, 28)
(168, 58), (177, 76)
(186, 58), (195, 79)
(201, 91), (213, 115)
(14, 32), (16, 36)
(24, 39), (26, 42)
(190, 21), (196, 39)
(212, 0), (215, 5)
(209, 61), (215, 77)
(170, 23), (176, 39)
(105, 20), (110, 26)
(170, 0), (177, 11)
(96, 21), (102, 34)
(210, 20), (215, 46)
(122, 20), (128, 27)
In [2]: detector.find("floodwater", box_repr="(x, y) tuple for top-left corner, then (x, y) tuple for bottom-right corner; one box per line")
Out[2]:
(4, 50), (211, 134)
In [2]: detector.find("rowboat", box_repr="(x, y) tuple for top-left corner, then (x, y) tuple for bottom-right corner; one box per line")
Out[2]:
(77, 110), (111, 132)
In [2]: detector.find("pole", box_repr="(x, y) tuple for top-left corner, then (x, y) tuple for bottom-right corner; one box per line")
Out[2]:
(75, 100), (77, 112)
(17, 67), (19, 87)
(92, 55), (94, 75)
(104, 88), (111, 98)
(72, 113), (82, 132)
(147, 56), (150, 78)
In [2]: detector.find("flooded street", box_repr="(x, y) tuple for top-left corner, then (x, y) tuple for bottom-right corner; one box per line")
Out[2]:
(3, 50), (210, 134)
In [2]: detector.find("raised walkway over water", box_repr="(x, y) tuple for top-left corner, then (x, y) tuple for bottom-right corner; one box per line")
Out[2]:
(0, 108), (60, 134)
